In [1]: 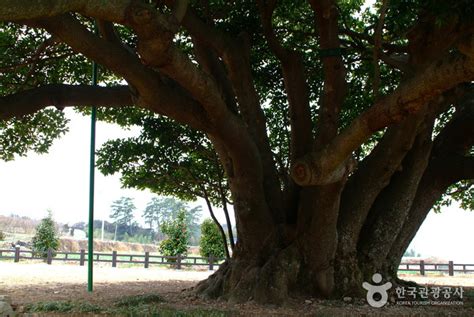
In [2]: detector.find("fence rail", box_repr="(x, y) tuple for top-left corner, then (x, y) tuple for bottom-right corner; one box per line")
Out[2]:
(0, 248), (224, 270)
(398, 260), (474, 276)
(1, 248), (473, 275)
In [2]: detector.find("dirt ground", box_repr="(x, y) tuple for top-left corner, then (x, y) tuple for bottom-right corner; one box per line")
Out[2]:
(0, 262), (473, 316)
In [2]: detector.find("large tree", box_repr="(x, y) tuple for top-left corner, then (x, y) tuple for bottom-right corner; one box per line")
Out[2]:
(0, 0), (473, 303)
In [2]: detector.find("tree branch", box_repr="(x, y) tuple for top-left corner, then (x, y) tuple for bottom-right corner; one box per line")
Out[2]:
(387, 153), (474, 271)
(291, 51), (474, 186)
(178, 8), (285, 223)
(32, 14), (210, 131)
(337, 86), (466, 252)
(341, 27), (407, 54)
(358, 124), (432, 266)
(385, 90), (474, 269)
(256, 0), (287, 61)
(0, 84), (131, 120)
(0, 0), (131, 22)
(97, 20), (123, 45)
(192, 41), (238, 114)
(372, 0), (389, 100)
(337, 113), (423, 254)
(4, 1), (217, 130)
(256, 0), (313, 162)
(309, 0), (347, 146)
(171, 0), (189, 23)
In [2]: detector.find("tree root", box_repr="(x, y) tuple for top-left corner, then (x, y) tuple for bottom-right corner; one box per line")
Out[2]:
(194, 245), (301, 304)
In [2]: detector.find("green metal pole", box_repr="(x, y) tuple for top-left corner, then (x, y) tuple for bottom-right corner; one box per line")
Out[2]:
(88, 52), (98, 293)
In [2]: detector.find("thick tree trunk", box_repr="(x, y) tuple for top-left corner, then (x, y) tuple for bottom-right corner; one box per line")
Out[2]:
(195, 190), (395, 303)
(195, 102), (474, 303)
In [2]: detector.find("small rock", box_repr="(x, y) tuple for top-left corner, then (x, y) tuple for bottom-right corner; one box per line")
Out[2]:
(0, 301), (15, 317)
(305, 299), (313, 305)
(53, 291), (60, 294)
(343, 296), (352, 303)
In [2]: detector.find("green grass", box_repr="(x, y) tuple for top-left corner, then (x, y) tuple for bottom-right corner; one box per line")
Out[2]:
(24, 296), (237, 316)
(115, 294), (165, 307)
(26, 301), (102, 313)
(464, 289), (474, 308)
(112, 306), (235, 316)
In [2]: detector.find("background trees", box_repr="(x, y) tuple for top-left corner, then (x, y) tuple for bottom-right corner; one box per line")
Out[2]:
(97, 117), (234, 249)
(110, 196), (137, 240)
(142, 197), (201, 244)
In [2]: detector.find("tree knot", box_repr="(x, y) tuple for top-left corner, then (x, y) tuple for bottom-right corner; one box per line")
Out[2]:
(291, 161), (312, 186)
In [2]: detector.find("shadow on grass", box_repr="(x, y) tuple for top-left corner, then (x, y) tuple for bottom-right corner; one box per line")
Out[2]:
(25, 295), (237, 316)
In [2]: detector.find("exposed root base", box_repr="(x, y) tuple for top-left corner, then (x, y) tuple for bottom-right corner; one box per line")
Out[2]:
(194, 248), (404, 305)
(195, 245), (301, 304)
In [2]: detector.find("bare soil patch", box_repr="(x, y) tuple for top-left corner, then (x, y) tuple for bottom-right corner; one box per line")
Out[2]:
(0, 262), (473, 316)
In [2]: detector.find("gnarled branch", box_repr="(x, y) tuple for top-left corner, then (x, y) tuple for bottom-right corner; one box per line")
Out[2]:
(32, 14), (210, 131)
(0, 0), (131, 23)
(291, 50), (474, 186)
(309, 0), (347, 146)
(0, 84), (131, 120)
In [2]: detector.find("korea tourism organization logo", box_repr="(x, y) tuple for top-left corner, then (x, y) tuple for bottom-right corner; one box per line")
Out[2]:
(362, 273), (392, 308)
(362, 273), (464, 308)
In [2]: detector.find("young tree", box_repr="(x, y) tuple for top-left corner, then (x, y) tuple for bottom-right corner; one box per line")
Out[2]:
(32, 211), (60, 258)
(158, 210), (189, 257)
(199, 219), (227, 259)
(1, 1), (474, 303)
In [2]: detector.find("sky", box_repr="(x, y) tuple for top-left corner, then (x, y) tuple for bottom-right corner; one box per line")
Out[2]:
(0, 109), (473, 263)
(0, 109), (231, 227)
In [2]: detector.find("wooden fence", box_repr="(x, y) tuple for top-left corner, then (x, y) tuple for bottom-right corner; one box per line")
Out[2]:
(0, 248), (224, 270)
(1, 248), (473, 276)
(398, 260), (474, 276)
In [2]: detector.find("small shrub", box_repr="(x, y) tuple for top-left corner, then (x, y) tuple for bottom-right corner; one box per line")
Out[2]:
(0, 230), (5, 241)
(32, 210), (60, 258)
(199, 219), (226, 259)
(159, 210), (189, 257)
